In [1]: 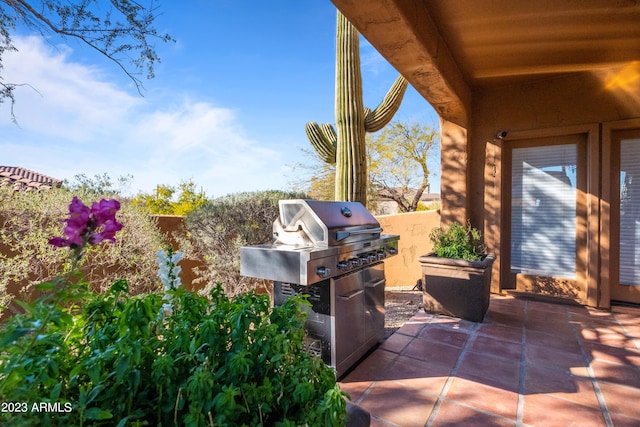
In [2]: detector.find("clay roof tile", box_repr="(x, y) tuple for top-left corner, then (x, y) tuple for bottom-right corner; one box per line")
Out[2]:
(0, 166), (63, 191)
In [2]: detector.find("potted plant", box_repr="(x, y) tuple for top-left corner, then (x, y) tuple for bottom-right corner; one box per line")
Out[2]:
(418, 221), (496, 322)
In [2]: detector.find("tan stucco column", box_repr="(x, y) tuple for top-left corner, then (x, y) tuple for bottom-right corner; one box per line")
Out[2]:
(439, 118), (468, 226)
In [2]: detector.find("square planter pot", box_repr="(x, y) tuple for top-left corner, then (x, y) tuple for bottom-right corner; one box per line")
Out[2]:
(418, 252), (496, 322)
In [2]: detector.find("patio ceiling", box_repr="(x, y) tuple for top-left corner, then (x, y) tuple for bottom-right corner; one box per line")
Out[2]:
(331, 0), (640, 127)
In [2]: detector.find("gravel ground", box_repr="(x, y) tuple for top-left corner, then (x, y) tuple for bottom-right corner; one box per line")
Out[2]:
(384, 286), (423, 339)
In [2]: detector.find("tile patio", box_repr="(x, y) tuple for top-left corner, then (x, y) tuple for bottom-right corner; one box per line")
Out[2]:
(339, 295), (640, 427)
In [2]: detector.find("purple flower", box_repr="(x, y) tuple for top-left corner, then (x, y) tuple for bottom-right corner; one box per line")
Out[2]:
(91, 199), (120, 224)
(48, 237), (69, 248)
(96, 219), (123, 242)
(49, 196), (123, 249)
(88, 199), (123, 244)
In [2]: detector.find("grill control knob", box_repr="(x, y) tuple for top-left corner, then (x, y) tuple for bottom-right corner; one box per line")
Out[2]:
(337, 261), (349, 271)
(376, 250), (386, 260)
(359, 256), (369, 265)
(316, 266), (331, 278)
(349, 258), (360, 268)
(368, 254), (377, 263)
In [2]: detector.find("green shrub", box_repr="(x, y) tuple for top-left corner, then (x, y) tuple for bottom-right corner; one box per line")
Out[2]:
(182, 190), (308, 296)
(429, 220), (486, 261)
(0, 280), (346, 426)
(0, 196), (347, 426)
(0, 187), (164, 318)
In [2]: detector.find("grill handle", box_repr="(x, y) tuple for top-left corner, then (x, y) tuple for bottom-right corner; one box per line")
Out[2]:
(337, 289), (364, 301)
(365, 278), (385, 288)
(335, 227), (383, 242)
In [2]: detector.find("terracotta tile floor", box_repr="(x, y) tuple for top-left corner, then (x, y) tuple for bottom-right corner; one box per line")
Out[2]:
(339, 295), (640, 427)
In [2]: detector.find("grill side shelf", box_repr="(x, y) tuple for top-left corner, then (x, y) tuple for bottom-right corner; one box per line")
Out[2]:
(240, 245), (307, 284)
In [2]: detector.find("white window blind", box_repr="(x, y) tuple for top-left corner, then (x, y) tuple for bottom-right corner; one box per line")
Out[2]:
(620, 139), (640, 285)
(511, 144), (577, 279)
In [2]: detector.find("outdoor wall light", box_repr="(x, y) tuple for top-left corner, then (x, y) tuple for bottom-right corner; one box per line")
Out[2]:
(496, 131), (508, 139)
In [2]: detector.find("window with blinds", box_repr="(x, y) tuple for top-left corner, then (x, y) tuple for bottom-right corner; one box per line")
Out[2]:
(620, 139), (640, 286)
(511, 144), (577, 279)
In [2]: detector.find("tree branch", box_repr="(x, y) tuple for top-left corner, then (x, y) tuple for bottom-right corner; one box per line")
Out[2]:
(15, 0), (146, 93)
(1, 81), (41, 124)
(6, 0), (173, 99)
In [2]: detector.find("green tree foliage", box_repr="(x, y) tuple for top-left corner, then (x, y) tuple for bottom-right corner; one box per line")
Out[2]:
(131, 180), (208, 216)
(181, 190), (307, 296)
(64, 173), (133, 196)
(294, 121), (440, 213)
(368, 121), (440, 212)
(0, 186), (165, 318)
(0, 0), (174, 120)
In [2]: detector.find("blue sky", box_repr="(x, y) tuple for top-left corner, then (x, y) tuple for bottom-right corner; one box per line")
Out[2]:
(1, 1), (439, 198)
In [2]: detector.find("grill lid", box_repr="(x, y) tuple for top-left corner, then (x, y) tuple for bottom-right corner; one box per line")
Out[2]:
(274, 200), (382, 247)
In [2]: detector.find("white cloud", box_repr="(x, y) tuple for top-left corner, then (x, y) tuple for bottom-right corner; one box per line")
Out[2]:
(1, 36), (140, 140)
(1, 36), (288, 197)
(122, 100), (286, 196)
(360, 38), (388, 76)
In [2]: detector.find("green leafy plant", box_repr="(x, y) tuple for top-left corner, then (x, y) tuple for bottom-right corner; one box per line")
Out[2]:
(0, 196), (347, 426)
(429, 221), (486, 261)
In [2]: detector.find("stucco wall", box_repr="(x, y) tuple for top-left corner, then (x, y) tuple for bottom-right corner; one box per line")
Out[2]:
(377, 210), (440, 288)
(472, 71), (640, 229)
(467, 70), (640, 302)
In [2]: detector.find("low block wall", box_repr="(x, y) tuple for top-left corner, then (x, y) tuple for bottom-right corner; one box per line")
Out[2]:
(154, 211), (441, 290)
(0, 210), (441, 314)
(377, 210), (441, 288)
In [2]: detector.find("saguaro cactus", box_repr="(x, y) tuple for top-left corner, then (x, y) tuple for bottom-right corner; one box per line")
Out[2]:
(306, 10), (408, 206)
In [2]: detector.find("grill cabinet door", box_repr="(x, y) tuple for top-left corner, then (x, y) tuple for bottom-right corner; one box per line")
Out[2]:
(333, 270), (366, 366)
(364, 263), (385, 342)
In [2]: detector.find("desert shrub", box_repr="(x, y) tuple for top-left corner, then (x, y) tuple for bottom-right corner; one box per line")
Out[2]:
(182, 190), (308, 296)
(0, 187), (164, 317)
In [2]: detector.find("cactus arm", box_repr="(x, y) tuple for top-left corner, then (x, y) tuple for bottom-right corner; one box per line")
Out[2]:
(305, 122), (337, 164)
(364, 75), (409, 132)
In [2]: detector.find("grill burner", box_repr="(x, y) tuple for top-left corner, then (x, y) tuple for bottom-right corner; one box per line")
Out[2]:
(239, 199), (399, 378)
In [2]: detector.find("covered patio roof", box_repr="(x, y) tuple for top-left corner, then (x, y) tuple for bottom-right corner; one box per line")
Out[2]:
(331, 0), (640, 127)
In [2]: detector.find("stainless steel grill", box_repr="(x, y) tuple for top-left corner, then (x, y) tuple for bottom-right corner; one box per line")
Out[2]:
(240, 199), (399, 377)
